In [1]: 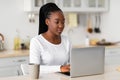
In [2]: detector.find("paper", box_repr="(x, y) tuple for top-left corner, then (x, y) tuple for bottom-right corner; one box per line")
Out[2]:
(68, 13), (78, 28)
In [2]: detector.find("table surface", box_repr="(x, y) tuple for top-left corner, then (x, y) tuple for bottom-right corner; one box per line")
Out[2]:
(0, 64), (120, 80)
(0, 46), (120, 79)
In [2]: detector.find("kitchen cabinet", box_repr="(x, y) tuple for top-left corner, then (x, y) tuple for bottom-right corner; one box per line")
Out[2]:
(24, 0), (41, 13)
(61, 0), (109, 12)
(24, 0), (109, 13)
(24, 0), (57, 13)
(0, 66), (20, 77)
(0, 56), (29, 77)
(105, 47), (120, 65)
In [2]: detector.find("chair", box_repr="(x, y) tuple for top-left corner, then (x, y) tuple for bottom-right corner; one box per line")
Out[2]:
(20, 64), (29, 75)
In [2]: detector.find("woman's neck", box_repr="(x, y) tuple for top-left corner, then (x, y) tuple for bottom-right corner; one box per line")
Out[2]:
(41, 33), (61, 44)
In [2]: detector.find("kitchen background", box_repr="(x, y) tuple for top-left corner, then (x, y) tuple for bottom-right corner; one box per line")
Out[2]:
(0, 0), (120, 49)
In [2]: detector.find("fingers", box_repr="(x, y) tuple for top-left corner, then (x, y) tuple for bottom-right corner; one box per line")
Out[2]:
(60, 65), (70, 72)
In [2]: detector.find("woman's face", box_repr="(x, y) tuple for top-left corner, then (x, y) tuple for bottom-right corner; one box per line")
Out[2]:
(45, 11), (65, 36)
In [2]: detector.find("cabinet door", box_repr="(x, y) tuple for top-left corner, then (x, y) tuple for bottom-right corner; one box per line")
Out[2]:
(34, 0), (43, 7)
(0, 56), (29, 77)
(60, 0), (81, 12)
(0, 56), (29, 67)
(62, 0), (72, 7)
(61, 0), (81, 8)
(44, 0), (55, 3)
(12, 56), (29, 65)
(85, 0), (109, 12)
(88, 0), (96, 7)
(105, 47), (120, 65)
(24, 0), (44, 13)
(0, 66), (20, 77)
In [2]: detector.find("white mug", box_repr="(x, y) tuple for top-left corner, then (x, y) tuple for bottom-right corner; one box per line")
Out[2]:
(29, 63), (40, 79)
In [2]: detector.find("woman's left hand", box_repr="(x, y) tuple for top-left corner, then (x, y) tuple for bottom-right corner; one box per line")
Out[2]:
(60, 64), (70, 72)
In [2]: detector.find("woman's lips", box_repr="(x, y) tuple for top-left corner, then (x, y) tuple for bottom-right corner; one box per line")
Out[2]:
(57, 29), (63, 33)
(58, 30), (62, 33)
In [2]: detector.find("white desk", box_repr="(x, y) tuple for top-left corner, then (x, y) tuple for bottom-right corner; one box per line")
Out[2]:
(0, 64), (120, 80)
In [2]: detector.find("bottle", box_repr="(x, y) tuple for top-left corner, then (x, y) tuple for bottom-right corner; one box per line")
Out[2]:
(25, 36), (30, 49)
(85, 35), (90, 46)
(14, 29), (21, 50)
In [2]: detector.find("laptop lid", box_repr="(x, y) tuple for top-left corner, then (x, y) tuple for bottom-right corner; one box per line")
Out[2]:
(70, 46), (105, 78)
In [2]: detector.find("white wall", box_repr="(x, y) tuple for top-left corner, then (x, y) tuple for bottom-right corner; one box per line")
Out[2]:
(0, 0), (38, 49)
(101, 0), (120, 42)
(0, 0), (120, 49)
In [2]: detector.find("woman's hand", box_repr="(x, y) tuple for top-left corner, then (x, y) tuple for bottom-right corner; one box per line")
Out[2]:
(60, 64), (70, 72)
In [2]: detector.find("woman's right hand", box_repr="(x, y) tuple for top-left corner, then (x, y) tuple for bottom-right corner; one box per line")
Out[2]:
(60, 64), (70, 72)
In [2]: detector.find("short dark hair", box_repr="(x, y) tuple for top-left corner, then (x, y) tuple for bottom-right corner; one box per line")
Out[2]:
(38, 3), (62, 35)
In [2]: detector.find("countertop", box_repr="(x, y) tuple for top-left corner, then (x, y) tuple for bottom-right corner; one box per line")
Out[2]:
(0, 65), (120, 80)
(73, 44), (120, 49)
(0, 45), (120, 58)
(0, 50), (29, 58)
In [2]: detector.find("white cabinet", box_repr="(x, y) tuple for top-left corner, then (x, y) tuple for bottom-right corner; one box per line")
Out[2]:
(24, 0), (109, 13)
(0, 56), (29, 77)
(0, 66), (20, 77)
(61, 0), (109, 12)
(105, 47), (120, 66)
(24, 0), (42, 13)
(24, 0), (58, 13)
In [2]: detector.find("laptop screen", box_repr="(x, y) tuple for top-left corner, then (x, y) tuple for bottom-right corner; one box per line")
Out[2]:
(70, 46), (105, 77)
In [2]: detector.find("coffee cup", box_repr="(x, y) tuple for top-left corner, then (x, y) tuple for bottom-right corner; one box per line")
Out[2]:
(29, 63), (40, 79)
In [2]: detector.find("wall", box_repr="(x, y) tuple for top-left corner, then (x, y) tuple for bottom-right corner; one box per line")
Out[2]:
(0, 0), (38, 49)
(0, 0), (120, 49)
(101, 0), (120, 42)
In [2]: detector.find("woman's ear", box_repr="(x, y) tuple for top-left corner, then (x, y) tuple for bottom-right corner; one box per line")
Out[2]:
(45, 19), (49, 26)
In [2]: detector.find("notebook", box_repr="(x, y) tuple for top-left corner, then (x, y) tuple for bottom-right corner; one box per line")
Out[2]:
(61, 46), (105, 78)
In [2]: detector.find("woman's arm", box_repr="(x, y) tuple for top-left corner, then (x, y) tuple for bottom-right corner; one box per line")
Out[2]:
(40, 65), (61, 73)
(40, 65), (70, 73)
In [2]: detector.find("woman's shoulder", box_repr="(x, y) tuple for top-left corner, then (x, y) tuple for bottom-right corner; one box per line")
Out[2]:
(30, 35), (42, 43)
(31, 35), (39, 40)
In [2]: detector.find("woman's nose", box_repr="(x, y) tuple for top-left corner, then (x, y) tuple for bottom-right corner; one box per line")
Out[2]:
(59, 23), (64, 28)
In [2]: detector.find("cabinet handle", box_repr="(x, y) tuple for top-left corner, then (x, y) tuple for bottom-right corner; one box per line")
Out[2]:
(13, 59), (26, 62)
(17, 70), (20, 76)
(109, 51), (118, 54)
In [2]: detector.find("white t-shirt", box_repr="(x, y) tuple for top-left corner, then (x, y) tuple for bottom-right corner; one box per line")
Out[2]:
(30, 34), (71, 72)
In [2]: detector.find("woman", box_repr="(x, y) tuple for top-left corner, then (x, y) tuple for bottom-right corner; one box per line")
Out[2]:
(30, 3), (71, 73)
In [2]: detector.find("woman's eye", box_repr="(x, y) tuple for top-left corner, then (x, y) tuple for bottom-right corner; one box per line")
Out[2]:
(62, 21), (65, 24)
(55, 21), (59, 24)
(55, 20), (65, 25)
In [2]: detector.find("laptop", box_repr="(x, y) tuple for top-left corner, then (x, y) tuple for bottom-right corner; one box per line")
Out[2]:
(61, 46), (105, 78)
